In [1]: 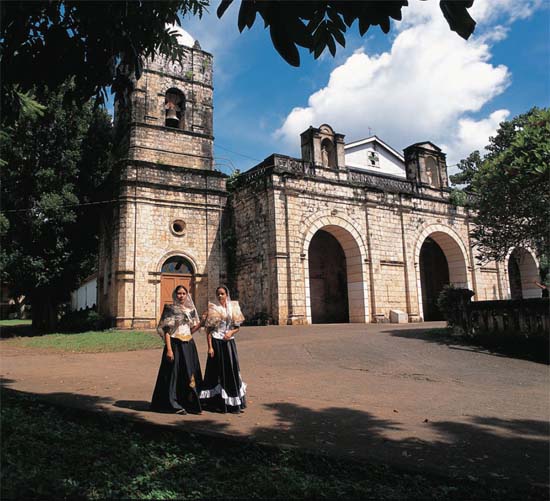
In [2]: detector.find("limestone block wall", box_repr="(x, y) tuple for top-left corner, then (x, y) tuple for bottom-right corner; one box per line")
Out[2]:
(120, 49), (213, 170)
(128, 125), (213, 170)
(275, 175), (369, 324)
(231, 162), (508, 324)
(99, 161), (227, 328)
(230, 175), (279, 323)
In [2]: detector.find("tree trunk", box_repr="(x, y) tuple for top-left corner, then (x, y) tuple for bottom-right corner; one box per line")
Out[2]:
(31, 290), (58, 333)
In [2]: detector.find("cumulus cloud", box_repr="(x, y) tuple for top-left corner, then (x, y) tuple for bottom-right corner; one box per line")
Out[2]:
(274, 0), (542, 164)
(442, 109), (511, 168)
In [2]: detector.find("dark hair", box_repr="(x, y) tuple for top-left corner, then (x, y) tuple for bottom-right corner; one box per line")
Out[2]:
(174, 285), (188, 295)
(216, 285), (229, 295)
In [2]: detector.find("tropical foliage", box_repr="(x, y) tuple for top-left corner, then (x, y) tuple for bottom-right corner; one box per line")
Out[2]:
(451, 108), (550, 262)
(1, 80), (113, 331)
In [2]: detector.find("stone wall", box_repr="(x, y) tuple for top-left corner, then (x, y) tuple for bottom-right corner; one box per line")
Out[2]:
(99, 161), (227, 328)
(125, 49), (213, 170)
(231, 157), (508, 324)
(230, 173), (279, 324)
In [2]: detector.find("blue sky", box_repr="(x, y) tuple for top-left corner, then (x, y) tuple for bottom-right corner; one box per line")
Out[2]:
(172, 1), (549, 175)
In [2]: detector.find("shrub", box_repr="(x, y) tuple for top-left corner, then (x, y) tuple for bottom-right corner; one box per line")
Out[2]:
(437, 285), (474, 327)
(58, 308), (108, 332)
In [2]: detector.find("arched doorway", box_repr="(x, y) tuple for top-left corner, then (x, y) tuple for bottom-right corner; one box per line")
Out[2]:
(419, 238), (449, 320)
(508, 248), (539, 299)
(308, 230), (349, 323)
(417, 231), (468, 321)
(160, 255), (195, 312)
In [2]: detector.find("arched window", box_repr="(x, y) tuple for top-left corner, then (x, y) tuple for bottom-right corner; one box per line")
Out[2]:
(165, 88), (185, 128)
(161, 256), (193, 274)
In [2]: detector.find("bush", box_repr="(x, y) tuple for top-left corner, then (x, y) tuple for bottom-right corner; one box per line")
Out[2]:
(58, 308), (108, 332)
(437, 285), (474, 327)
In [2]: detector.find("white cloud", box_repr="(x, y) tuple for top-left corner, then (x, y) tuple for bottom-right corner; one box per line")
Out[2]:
(274, 0), (542, 164)
(443, 109), (510, 167)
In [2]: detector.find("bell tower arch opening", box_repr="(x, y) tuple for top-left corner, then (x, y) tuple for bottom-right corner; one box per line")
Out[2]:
(165, 88), (185, 129)
(320, 138), (336, 168)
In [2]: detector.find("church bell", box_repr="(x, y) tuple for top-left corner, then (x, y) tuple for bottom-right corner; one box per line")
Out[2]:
(166, 107), (179, 127)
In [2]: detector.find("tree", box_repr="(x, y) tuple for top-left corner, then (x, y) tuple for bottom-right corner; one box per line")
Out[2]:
(1, 0), (476, 122)
(0, 81), (114, 332)
(452, 108), (550, 262)
(0, 0), (208, 125)
(217, 0), (476, 66)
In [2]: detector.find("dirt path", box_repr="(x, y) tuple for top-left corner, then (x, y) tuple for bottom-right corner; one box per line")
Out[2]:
(2, 322), (549, 487)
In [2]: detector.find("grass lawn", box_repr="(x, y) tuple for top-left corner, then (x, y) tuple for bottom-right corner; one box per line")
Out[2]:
(2, 329), (162, 353)
(1, 390), (541, 500)
(0, 319), (32, 327)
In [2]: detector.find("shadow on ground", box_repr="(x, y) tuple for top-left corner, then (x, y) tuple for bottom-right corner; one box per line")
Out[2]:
(1, 377), (548, 491)
(384, 327), (549, 364)
(248, 401), (549, 488)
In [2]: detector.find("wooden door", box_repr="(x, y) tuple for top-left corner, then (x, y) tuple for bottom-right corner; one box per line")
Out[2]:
(160, 274), (194, 312)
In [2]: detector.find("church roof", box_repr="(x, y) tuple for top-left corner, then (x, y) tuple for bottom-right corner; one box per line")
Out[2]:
(344, 135), (404, 162)
(404, 141), (442, 152)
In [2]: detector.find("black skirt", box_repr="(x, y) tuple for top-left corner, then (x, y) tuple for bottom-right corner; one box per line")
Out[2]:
(200, 337), (247, 412)
(151, 338), (203, 414)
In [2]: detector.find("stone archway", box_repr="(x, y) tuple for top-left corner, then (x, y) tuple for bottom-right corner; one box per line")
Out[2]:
(507, 248), (540, 299)
(415, 227), (469, 321)
(308, 230), (349, 323)
(302, 215), (368, 324)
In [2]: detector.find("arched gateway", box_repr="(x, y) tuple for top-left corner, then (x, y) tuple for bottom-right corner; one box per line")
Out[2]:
(302, 218), (368, 324)
(507, 248), (539, 299)
(415, 228), (469, 321)
(308, 230), (349, 323)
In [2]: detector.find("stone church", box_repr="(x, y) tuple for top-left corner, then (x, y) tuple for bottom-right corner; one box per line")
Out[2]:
(98, 37), (541, 328)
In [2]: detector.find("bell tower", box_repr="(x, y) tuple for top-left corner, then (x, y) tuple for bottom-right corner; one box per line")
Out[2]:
(122, 38), (214, 169)
(403, 141), (449, 189)
(99, 34), (227, 329)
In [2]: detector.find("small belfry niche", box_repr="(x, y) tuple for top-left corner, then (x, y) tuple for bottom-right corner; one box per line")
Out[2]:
(165, 88), (185, 129)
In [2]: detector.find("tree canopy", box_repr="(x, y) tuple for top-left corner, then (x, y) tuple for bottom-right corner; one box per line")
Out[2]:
(0, 81), (113, 331)
(217, 0), (476, 66)
(1, 0), (476, 122)
(451, 108), (550, 262)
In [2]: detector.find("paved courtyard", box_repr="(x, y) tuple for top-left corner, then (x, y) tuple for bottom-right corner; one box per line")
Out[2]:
(1, 322), (549, 487)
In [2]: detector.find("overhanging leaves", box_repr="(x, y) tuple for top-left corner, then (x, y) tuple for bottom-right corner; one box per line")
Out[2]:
(218, 1), (477, 66)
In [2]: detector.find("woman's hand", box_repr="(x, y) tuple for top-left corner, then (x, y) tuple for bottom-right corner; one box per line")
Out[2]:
(223, 329), (236, 341)
(166, 350), (174, 362)
(208, 347), (215, 358)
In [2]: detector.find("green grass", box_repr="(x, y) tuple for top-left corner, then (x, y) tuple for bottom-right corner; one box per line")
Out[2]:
(1, 390), (541, 500)
(0, 319), (32, 326)
(3, 329), (162, 353)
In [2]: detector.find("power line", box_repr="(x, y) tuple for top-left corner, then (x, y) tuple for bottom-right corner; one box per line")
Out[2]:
(215, 144), (262, 163)
(1, 199), (119, 214)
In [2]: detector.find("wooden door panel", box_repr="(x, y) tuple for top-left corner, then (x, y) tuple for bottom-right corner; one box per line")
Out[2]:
(160, 274), (193, 312)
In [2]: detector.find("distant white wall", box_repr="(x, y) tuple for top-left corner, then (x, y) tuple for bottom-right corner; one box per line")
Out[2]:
(71, 277), (97, 311)
(345, 142), (406, 178)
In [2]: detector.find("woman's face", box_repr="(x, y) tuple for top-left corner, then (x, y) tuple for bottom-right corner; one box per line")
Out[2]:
(175, 287), (187, 303)
(216, 288), (227, 304)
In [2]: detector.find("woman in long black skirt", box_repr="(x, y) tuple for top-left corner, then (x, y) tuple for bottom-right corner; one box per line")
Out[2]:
(200, 285), (247, 414)
(151, 285), (204, 415)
